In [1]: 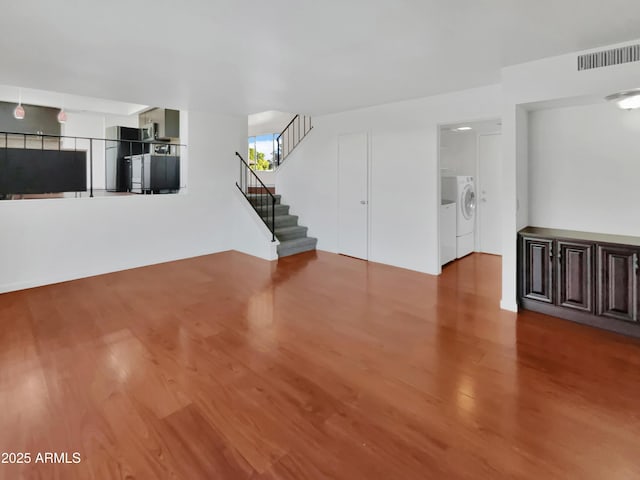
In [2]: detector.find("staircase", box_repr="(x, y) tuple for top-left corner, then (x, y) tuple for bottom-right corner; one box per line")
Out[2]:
(275, 114), (313, 167)
(247, 192), (317, 257)
(235, 152), (316, 258)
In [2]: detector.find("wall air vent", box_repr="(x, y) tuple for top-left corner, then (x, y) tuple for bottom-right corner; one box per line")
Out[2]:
(578, 44), (640, 71)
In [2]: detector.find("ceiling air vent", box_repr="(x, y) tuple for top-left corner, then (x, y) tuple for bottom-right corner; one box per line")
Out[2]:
(578, 44), (640, 71)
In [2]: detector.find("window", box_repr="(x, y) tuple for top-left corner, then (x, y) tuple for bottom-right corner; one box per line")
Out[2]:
(248, 133), (278, 171)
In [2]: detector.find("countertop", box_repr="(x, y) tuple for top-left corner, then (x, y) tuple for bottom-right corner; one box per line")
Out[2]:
(519, 226), (640, 247)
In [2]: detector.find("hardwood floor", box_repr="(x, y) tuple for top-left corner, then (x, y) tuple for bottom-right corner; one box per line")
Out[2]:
(1, 251), (639, 479)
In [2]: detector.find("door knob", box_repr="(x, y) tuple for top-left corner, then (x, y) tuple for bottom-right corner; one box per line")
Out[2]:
(481, 198), (487, 202)
(360, 200), (367, 204)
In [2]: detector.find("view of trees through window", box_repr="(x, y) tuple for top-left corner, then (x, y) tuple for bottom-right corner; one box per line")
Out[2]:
(248, 133), (278, 171)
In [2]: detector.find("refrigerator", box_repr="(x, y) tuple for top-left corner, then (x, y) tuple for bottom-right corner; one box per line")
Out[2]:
(105, 126), (144, 192)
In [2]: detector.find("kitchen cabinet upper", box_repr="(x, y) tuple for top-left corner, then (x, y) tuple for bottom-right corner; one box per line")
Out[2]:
(139, 108), (180, 139)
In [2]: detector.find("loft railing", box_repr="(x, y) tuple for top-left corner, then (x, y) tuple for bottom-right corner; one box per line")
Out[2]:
(0, 131), (186, 200)
(274, 114), (312, 167)
(235, 151), (276, 241)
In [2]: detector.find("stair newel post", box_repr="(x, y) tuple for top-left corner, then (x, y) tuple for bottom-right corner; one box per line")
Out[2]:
(272, 195), (275, 242)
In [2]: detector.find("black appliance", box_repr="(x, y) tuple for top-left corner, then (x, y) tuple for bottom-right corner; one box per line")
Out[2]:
(105, 126), (143, 192)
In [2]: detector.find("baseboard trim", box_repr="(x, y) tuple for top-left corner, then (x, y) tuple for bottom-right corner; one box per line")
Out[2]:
(500, 299), (519, 312)
(521, 298), (640, 338)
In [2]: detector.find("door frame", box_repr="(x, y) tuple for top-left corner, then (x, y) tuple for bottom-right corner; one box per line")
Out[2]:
(436, 118), (501, 274)
(337, 131), (372, 260)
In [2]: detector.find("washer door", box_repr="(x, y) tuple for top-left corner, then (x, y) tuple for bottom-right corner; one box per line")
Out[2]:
(461, 184), (476, 220)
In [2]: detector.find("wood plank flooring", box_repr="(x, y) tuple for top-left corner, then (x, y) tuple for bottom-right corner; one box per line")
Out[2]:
(0, 251), (639, 479)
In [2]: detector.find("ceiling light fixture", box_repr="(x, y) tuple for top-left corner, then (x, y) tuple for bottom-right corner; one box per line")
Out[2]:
(57, 108), (67, 124)
(13, 88), (25, 120)
(605, 89), (640, 110)
(451, 126), (472, 132)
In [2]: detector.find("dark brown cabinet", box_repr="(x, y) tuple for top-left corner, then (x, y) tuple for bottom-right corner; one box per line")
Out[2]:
(519, 227), (640, 338)
(557, 241), (593, 313)
(597, 245), (638, 322)
(522, 236), (554, 303)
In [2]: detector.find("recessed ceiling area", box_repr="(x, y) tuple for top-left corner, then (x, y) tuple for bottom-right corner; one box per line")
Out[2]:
(2, 1), (640, 115)
(0, 85), (147, 116)
(441, 119), (502, 135)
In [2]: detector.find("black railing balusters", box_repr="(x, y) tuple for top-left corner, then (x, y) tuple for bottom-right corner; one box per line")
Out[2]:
(1, 131), (186, 198)
(273, 114), (313, 167)
(234, 152), (276, 242)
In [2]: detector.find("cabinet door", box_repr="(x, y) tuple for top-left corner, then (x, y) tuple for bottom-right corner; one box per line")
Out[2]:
(557, 241), (594, 312)
(521, 236), (554, 303)
(597, 245), (638, 322)
(150, 156), (166, 190)
(165, 109), (180, 138)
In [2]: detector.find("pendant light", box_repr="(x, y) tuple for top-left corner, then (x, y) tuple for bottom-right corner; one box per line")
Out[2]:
(13, 88), (25, 120)
(57, 108), (67, 124)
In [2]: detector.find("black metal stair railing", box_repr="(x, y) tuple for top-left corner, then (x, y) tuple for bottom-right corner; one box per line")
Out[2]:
(0, 131), (185, 200)
(274, 114), (312, 167)
(235, 151), (276, 242)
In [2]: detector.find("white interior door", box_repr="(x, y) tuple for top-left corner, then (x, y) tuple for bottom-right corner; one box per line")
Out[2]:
(338, 133), (368, 259)
(477, 134), (502, 255)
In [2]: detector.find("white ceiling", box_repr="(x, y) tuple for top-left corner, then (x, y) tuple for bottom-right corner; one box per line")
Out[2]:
(2, 1), (640, 116)
(248, 111), (294, 136)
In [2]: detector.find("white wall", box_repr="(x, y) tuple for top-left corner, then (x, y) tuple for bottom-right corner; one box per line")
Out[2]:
(276, 84), (502, 275)
(0, 110), (248, 293)
(440, 130), (476, 177)
(61, 111), (139, 190)
(61, 112), (106, 189)
(105, 114), (139, 129)
(255, 170), (276, 186)
(232, 189), (278, 261)
(248, 111), (294, 137)
(440, 120), (502, 180)
(529, 102), (640, 236)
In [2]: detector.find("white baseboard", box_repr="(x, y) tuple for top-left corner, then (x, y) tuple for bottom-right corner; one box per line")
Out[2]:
(500, 298), (519, 312)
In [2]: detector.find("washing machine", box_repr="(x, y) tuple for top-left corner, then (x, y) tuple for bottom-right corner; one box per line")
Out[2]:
(441, 176), (476, 258)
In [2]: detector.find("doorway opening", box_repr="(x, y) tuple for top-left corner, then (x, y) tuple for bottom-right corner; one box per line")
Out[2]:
(438, 119), (502, 270)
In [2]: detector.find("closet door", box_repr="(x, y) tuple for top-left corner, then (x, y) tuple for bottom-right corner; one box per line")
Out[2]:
(338, 133), (368, 259)
(477, 134), (502, 255)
